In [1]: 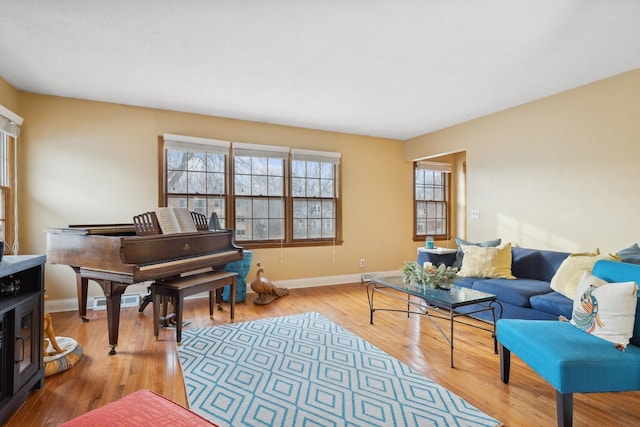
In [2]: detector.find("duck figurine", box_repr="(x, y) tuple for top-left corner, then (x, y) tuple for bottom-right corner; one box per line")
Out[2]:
(250, 262), (289, 305)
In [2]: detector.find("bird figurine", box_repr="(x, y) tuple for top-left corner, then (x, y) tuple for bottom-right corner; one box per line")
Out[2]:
(250, 262), (289, 305)
(571, 285), (605, 332)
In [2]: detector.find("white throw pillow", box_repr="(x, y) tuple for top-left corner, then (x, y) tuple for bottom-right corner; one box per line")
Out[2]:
(570, 271), (638, 348)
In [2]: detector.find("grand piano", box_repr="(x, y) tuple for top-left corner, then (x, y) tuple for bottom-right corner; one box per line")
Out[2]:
(46, 221), (243, 354)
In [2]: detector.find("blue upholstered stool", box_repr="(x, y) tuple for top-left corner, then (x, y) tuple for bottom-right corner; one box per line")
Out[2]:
(223, 250), (252, 303)
(497, 260), (640, 427)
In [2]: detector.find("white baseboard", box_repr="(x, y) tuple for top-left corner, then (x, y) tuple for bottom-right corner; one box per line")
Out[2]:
(44, 270), (399, 313)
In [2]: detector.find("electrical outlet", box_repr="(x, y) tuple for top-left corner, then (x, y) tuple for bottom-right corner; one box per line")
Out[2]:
(471, 209), (480, 219)
(360, 258), (366, 268)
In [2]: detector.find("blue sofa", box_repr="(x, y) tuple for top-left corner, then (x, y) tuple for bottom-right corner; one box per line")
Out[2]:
(497, 260), (640, 426)
(450, 246), (572, 321)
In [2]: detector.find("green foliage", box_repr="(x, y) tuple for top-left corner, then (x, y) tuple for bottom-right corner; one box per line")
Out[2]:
(401, 261), (459, 288)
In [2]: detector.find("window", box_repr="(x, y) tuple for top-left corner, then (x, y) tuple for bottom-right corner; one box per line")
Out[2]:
(291, 149), (340, 240)
(164, 134), (230, 226)
(0, 131), (8, 242)
(161, 135), (341, 248)
(0, 106), (21, 255)
(414, 161), (451, 240)
(232, 143), (288, 241)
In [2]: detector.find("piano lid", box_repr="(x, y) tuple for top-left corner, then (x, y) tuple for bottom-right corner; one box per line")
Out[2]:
(47, 224), (136, 236)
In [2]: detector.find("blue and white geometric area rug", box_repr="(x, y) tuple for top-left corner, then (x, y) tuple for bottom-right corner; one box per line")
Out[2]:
(177, 312), (502, 427)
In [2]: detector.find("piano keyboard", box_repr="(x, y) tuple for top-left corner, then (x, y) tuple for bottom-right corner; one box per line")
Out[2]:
(138, 250), (240, 271)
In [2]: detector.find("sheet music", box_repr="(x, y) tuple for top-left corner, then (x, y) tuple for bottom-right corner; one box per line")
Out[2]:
(155, 207), (197, 234)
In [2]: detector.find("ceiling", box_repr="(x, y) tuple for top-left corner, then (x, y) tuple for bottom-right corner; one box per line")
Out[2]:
(1, 1), (639, 140)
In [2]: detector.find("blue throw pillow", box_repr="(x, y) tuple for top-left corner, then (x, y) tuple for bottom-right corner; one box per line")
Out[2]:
(453, 237), (502, 269)
(618, 243), (640, 265)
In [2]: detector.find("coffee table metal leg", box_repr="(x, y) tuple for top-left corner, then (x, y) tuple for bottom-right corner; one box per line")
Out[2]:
(450, 308), (455, 368)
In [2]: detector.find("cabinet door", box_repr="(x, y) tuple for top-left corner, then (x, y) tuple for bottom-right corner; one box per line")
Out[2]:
(13, 294), (42, 391)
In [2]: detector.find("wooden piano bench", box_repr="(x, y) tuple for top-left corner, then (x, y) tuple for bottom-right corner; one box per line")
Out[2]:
(151, 270), (237, 344)
(61, 389), (218, 426)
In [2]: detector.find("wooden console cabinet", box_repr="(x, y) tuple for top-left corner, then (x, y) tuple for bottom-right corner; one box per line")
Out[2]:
(0, 255), (46, 425)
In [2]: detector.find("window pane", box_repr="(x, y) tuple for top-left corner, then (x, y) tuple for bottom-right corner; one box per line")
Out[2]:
(167, 196), (188, 209)
(268, 218), (284, 239)
(207, 172), (225, 194)
(291, 160), (305, 177)
(253, 198), (268, 218)
(207, 197), (226, 228)
(268, 158), (283, 176)
(235, 156), (251, 174)
(168, 170), (187, 193)
(252, 157), (268, 175)
(293, 200), (307, 219)
(306, 178), (320, 197)
(207, 153), (225, 172)
(187, 171), (206, 194)
(188, 152), (206, 171)
(268, 176), (283, 196)
(293, 218), (307, 238)
(235, 174), (251, 195)
(309, 219), (321, 238)
(321, 200), (334, 218)
(320, 179), (333, 198)
(167, 149), (187, 170)
(269, 199), (284, 218)
(322, 218), (334, 238)
(309, 200), (321, 218)
(292, 177), (305, 197)
(253, 218), (268, 239)
(252, 175), (267, 196)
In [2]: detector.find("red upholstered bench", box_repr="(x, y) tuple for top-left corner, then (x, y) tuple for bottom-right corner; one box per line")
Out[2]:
(61, 389), (217, 426)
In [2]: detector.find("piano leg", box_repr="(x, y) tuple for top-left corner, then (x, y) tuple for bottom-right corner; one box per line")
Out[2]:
(73, 268), (90, 323)
(215, 288), (223, 310)
(93, 279), (129, 355)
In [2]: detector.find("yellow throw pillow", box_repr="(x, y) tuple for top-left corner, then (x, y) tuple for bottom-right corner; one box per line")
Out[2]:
(458, 243), (515, 279)
(549, 249), (620, 299)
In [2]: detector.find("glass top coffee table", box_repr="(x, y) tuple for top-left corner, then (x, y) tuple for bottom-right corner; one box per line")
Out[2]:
(365, 274), (502, 368)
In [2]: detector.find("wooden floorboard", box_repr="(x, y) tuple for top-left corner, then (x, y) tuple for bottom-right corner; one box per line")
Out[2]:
(6, 282), (640, 426)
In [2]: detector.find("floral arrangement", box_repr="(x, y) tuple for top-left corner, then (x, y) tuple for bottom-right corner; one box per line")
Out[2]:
(401, 261), (459, 289)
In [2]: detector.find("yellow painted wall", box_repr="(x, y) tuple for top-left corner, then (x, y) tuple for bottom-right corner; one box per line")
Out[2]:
(405, 68), (640, 253)
(10, 93), (414, 300)
(0, 76), (19, 112)
(5, 67), (639, 301)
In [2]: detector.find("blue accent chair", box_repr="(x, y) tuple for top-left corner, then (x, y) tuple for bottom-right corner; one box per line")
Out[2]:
(497, 260), (640, 427)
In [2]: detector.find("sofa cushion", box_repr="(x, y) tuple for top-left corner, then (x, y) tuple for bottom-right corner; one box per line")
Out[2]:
(570, 271), (638, 348)
(472, 278), (552, 308)
(452, 276), (478, 289)
(452, 237), (501, 268)
(549, 249), (619, 299)
(511, 247), (570, 282)
(458, 243), (515, 279)
(529, 291), (573, 319)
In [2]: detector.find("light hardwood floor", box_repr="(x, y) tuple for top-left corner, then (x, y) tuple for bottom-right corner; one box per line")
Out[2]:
(6, 282), (640, 426)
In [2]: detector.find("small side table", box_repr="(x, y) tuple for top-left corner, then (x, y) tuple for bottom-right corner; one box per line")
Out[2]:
(417, 247), (457, 267)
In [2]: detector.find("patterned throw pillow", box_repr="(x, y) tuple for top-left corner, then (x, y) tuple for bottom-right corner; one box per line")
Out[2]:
(570, 271), (638, 348)
(453, 237), (501, 268)
(457, 243), (515, 279)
